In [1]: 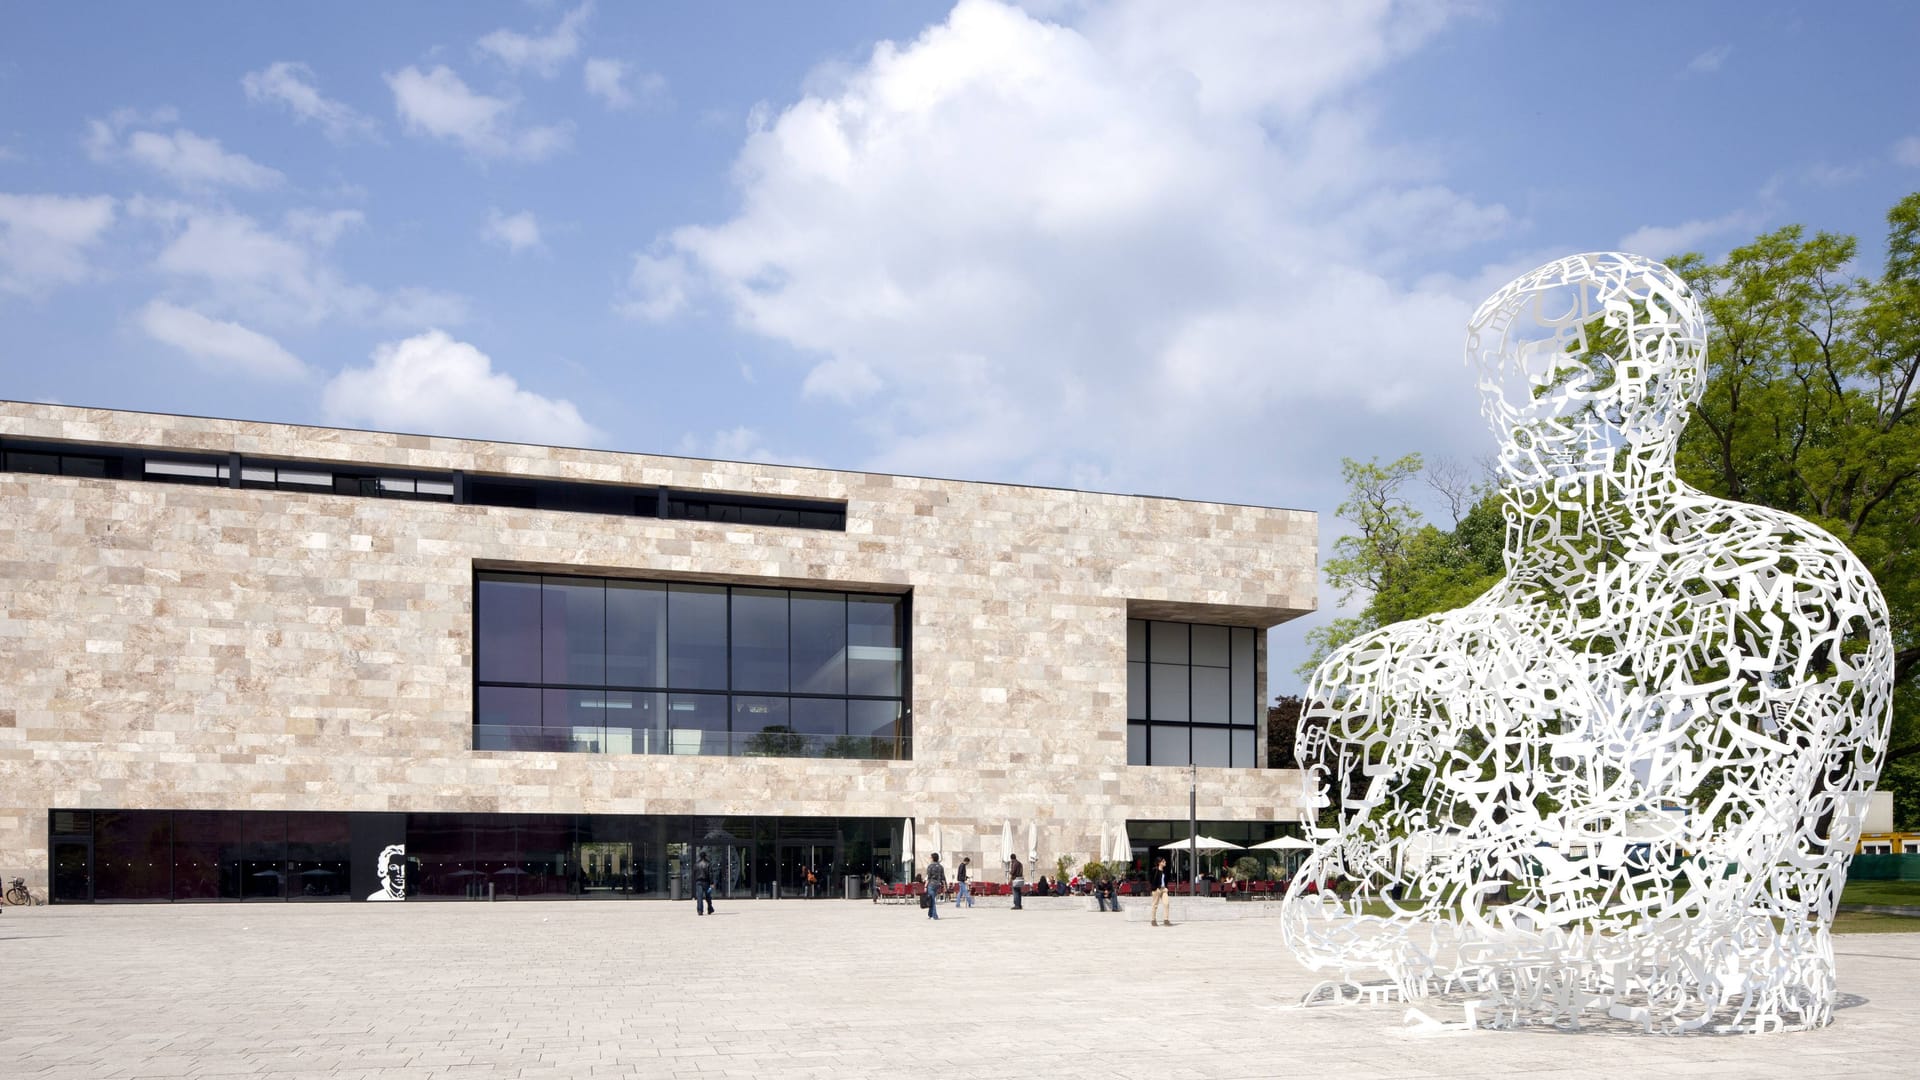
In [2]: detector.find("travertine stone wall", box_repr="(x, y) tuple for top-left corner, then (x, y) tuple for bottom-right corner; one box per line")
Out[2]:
(0, 402), (1317, 890)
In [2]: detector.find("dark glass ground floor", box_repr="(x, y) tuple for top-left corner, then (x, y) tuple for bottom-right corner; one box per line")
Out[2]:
(43, 809), (1306, 903)
(45, 809), (907, 903)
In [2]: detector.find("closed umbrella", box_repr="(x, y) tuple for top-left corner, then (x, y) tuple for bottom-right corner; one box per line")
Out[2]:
(901, 817), (915, 875)
(1027, 821), (1038, 869)
(1002, 820), (1015, 876)
(1111, 821), (1132, 866)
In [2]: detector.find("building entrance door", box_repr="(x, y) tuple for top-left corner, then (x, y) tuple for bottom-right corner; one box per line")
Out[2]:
(778, 842), (836, 898)
(51, 839), (91, 903)
(574, 840), (634, 897)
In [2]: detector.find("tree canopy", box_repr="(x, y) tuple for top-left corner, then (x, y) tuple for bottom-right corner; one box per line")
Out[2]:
(1294, 192), (1920, 826)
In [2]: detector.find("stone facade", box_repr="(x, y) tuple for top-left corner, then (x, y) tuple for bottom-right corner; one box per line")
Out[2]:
(0, 402), (1317, 892)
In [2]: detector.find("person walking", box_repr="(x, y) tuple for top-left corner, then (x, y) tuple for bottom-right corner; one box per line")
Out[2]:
(694, 853), (715, 916)
(955, 856), (973, 907)
(1008, 853), (1024, 910)
(1150, 856), (1172, 926)
(924, 852), (947, 920)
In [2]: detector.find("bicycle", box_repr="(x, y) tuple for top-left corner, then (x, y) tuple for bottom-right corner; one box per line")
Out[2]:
(3, 877), (33, 906)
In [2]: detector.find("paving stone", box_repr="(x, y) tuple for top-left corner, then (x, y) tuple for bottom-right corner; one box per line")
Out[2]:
(2, 902), (1915, 1079)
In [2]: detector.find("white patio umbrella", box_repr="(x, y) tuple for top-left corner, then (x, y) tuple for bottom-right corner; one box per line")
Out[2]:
(1027, 820), (1038, 868)
(1110, 821), (1132, 866)
(901, 817), (915, 874)
(1252, 835), (1317, 850)
(1001, 819), (1014, 874)
(1160, 834), (1240, 878)
(928, 822), (943, 862)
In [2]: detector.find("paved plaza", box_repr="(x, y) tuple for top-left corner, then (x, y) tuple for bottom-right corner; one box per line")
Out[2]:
(4, 900), (1918, 1079)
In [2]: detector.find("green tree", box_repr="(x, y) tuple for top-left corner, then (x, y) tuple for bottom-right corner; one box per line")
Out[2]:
(1298, 455), (1504, 679)
(1299, 193), (1920, 826)
(1671, 193), (1920, 777)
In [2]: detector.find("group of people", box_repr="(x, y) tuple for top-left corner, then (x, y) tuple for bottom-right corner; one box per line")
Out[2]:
(697, 850), (1189, 923)
(916, 852), (1137, 919)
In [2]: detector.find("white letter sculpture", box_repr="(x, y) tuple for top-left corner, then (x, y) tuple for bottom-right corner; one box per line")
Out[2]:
(1282, 253), (1894, 1034)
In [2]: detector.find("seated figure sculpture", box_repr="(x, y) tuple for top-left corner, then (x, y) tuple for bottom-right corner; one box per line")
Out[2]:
(1281, 253), (1894, 1033)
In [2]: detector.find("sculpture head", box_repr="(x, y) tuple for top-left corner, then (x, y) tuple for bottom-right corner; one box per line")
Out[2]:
(1466, 253), (1707, 487)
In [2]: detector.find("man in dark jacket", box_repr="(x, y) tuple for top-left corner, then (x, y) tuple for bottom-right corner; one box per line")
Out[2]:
(694, 853), (715, 916)
(924, 853), (947, 920)
(1008, 853), (1024, 910)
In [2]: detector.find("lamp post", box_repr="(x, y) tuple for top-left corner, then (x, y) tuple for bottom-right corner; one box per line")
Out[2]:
(1189, 761), (1198, 892)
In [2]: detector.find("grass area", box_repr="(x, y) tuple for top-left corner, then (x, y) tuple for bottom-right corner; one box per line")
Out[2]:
(1841, 879), (1920, 907)
(1329, 896), (1920, 934)
(1833, 910), (1920, 934)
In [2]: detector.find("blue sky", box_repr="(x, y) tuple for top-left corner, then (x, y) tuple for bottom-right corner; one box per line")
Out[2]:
(4, 1), (1918, 691)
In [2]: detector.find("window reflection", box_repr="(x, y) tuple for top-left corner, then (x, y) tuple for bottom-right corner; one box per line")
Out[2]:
(474, 572), (910, 761)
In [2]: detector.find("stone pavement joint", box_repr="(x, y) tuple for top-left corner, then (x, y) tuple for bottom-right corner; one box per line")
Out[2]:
(2, 903), (1917, 1079)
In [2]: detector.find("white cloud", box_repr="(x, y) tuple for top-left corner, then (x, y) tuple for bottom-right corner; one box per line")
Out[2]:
(476, 2), (593, 77)
(386, 65), (571, 161)
(322, 330), (600, 445)
(627, 0), (1503, 485)
(0, 191), (116, 296)
(242, 61), (380, 144)
(1685, 44), (1733, 75)
(137, 300), (307, 379)
(1894, 136), (1920, 169)
(86, 115), (282, 190)
(1616, 205), (1765, 258)
(583, 57), (664, 110)
(618, 250), (691, 320)
(677, 425), (817, 466)
(146, 205), (466, 329)
(483, 209), (543, 253)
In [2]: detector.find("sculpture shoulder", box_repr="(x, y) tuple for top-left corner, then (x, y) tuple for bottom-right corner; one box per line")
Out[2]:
(1649, 492), (1883, 607)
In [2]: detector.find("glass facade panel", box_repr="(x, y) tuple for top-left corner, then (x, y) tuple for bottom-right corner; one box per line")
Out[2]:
(94, 810), (172, 902)
(667, 585), (728, 690)
(1148, 725), (1190, 767)
(287, 813), (350, 901)
(668, 693), (728, 755)
(847, 595), (903, 696)
(602, 691), (664, 755)
(1231, 728), (1255, 768)
(1149, 664), (1188, 722)
(731, 589), (789, 692)
(1126, 618), (1260, 767)
(1149, 621), (1188, 663)
(477, 572), (906, 760)
(50, 810), (979, 904)
(477, 574), (541, 683)
(849, 699), (904, 759)
(1193, 726), (1231, 767)
(790, 697), (846, 736)
(790, 591), (847, 694)
(542, 578), (605, 685)
(1192, 624), (1230, 667)
(733, 696), (795, 756)
(606, 581), (666, 688)
(547, 689), (607, 753)
(1191, 666), (1230, 723)
(476, 685), (541, 750)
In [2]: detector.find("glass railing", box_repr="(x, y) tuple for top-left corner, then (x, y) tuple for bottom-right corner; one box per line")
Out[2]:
(473, 724), (909, 761)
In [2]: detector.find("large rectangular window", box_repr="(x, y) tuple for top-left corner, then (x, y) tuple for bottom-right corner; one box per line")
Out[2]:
(1127, 619), (1260, 767)
(475, 571), (910, 760)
